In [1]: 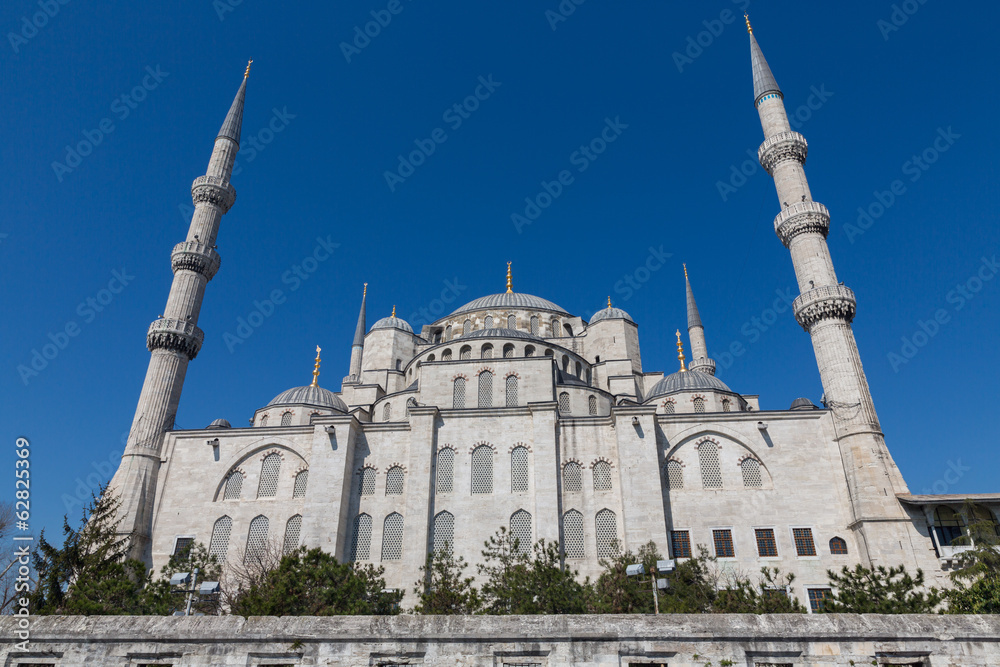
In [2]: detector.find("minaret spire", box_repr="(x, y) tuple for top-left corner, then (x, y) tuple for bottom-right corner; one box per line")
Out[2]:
(346, 283), (367, 384)
(684, 265), (716, 376)
(107, 64), (249, 563)
(748, 26), (915, 568)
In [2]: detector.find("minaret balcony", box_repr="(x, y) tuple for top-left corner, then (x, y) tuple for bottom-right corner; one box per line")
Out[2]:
(191, 175), (237, 213)
(171, 241), (222, 280)
(793, 285), (857, 330)
(758, 131), (808, 175)
(773, 201), (830, 247)
(147, 317), (205, 360)
(689, 358), (716, 376)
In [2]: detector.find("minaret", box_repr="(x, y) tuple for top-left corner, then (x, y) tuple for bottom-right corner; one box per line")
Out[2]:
(684, 264), (715, 376)
(346, 284), (367, 383)
(746, 19), (916, 566)
(108, 62), (251, 563)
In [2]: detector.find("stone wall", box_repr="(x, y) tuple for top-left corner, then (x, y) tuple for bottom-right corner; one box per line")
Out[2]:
(2, 614), (998, 666)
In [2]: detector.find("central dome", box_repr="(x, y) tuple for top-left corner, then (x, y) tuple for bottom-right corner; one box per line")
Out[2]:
(646, 370), (732, 400)
(266, 385), (349, 413)
(450, 292), (569, 317)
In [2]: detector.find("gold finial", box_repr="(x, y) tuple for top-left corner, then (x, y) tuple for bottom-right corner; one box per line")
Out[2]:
(310, 345), (322, 387)
(391, 305), (396, 318)
(607, 296), (612, 309)
(363, 282), (368, 297)
(683, 263), (689, 279)
(244, 59), (253, 78)
(744, 13), (752, 34)
(676, 330), (687, 372)
(506, 262), (513, 294)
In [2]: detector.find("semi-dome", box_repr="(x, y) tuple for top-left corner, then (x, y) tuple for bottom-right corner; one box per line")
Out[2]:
(266, 385), (348, 412)
(371, 314), (413, 333)
(460, 328), (543, 341)
(790, 397), (819, 410)
(450, 292), (569, 317)
(589, 303), (634, 325)
(206, 418), (231, 429)
(646, 370), (732, 400)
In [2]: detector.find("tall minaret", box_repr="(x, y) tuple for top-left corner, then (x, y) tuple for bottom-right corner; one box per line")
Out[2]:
(346, 283), (367, 383)
(746, 19), (917, 567)
(108, 62), (251, 562)
(684, 265), (715, 376)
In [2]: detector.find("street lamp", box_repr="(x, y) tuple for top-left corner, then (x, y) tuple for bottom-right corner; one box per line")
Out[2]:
(170, 568), (221, 616)
(626, 559), (675, 614)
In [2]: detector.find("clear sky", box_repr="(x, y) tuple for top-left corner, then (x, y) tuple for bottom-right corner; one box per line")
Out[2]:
(2, 1), (998, 538)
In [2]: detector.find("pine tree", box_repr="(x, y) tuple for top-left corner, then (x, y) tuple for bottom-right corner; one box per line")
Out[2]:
(715, 566), (806, 614)
(824, 564), (942, 613)
(413, 547), (481, 614)
(947, 500), (1000, 614)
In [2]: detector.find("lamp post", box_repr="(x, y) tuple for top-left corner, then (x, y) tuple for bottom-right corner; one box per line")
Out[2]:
(626, 559), (675, 614)
(170, 568), (221, 616)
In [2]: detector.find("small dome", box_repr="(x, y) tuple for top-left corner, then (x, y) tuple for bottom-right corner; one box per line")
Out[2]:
(790, 397), (818, 410)
(646, 370), (732, 400)
(266, 385), (348, 412)
(460, 328), (543, 341)
(589, 305), (634, 325)
(450, 292), (569, 317)
(206, 418), (231, 429)
(371, 315), (413, 333)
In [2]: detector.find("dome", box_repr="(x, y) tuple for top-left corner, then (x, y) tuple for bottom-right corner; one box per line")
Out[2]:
(790, 397), (819, 410)
(589, 305), (634, 325)
(371, 315), (413, 334)
(206, 418), (231, 429)
(646, 370), (732, 400)
(460, 328), (543, 341)
(266, 385), (348, 412)
(450, 292), (569, 317)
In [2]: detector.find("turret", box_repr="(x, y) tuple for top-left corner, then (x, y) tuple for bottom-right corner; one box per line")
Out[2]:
(684, 265), (715, 376)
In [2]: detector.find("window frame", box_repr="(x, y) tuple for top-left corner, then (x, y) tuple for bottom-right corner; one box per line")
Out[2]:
(806, 586), (832, 613)
(711, 526), (736, 559)
(754, 526), (780, 559)
(789, 526), (819, 559)
(670, 529), (692, 559)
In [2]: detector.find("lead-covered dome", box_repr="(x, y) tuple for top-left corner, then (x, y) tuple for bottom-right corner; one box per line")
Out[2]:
(589, 304), (634, 325)
(266, 385), (348, 412)
(646, 370), (732, 400)
(371, 314), (413, 333)
(450, 292), (569, 316)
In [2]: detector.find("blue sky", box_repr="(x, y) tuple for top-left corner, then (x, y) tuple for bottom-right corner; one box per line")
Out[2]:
(2, 1), (998, 538)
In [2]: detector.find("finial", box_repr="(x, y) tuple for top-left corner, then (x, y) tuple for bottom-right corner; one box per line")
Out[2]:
(676, 330), (687, 372)
(363, 282), (368, 297)
(683, 263), (689, 279)
(244, 59), (253, 78)
(607, 296), (612, 310)
(391, 305), (396, 318)
(310, 345), (322, 387)
(506, 262), (513, 294)
(744, 13), (752, 34)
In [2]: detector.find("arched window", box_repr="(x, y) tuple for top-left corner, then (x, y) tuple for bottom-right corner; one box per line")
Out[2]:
(741, 458), (763, 488)
(507, 314), (516, 329)
(505, 375), (518, 407)
(663, 400), (675, 414)
(395, 359), (401, 371)
(722, 398), (731, 412)
(382, 403), (392, 422)
(563, 462), (582, 492)
(223, 471), (243, 500)
(292, 470), (308, 498)
(442, 349), (453, 361)
(209, 516), (232, 559)
(544, 349), (554, 357)
(478, 371), (493, 408)
(406, 396), (417, 412)
(244, 515), (269, 564)
(453, 377), (466, 408)
(559, 392), (570, 414)
(693, 397), (705, 413)
(699, 443), (722, 488)
(359, 466), (376, 496)
(259, 414), (268, 427)
(283, 515), (302, 555)
(666, 460), (684, 490)
(436, 447), (454, 494)
(433, 511), (454, 555)
(460, 345), (471, 360)
(351, 513), (372, 561)
(563, 510), (585, 559)
(595, 509), (618, 557)
(481, 344), (493, 359)
(484, 315), (494, 329)
(530, 316), (539, 335)
(280, 411), (293, 426)
(445, 325), (452, 341)
(381, 513), (404, 561)
(934, 506), (965, 546)
(564, 323), (573, 337)
(511, 446), (529, 492)
(471, 445), (493, 494)
(463, 319), (472, 336)
(257, 453), (281, 498)
(588, 395), (597, 415)
(593, 461), (613, 491)
(503, 343), (514, 358)
(510, 510), (532, 554)
(829, 536), (848, 555)
(427, 354), (435, 362)
(551, 318), (559, 336)
(385, 466), (405, 495)
(525, 345), (535, 357)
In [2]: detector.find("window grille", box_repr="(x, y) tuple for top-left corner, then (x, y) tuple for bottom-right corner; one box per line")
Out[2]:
(755, 528), (778, 557)
(593, 461), (612, 491)
(482, 344), (493, 359)
(442, 349), (452, 361)
(503, 343), (514, 358)
(558, 392), (570, 414)
(460, 345), (471, 360)
(507, 314), (516, 329)
(563, 510), (585, 558)
(244, 515), (269, 564)
(478, 371), (493, 407)
(595, 509), (618, 557)
(223, 471), (243, 500)
(793, 527), (817, 556)
(484, 315), (494, 328)
(666, 460), (684, 489)
(433, 511), (454, 555)
(259, 414), (268, 427)
(383, 403), (392, 421)
(510, 510), (532, 554)
(283, 515), (302, 555)
(525, 345), (535, 357)
(693, 397), (705, 413)
(293, 470), (308, 498)
(505, 375), (518, 407)
(280, 411), (293, 426)
(471, 446), (493, 494)
(722, 398), (731, 412)
(663, 401), (675, 414)
(699, 444), (722, 488)
(511, 447), (529, 492)
(351, 513), (372, 561)
(445, 325), (452, 340)
(551, 318), (559, 335)
(563, 462), (582, 492)
(830, 536), (849, 555)
(173, 536), (194, 557)
(713, 529), (735, 558)
(807, 587), (831, 612)
(588, 395), (597, 415)
(453, 377), (466, 408)
(257, 453), (281, 498)
(385, 466), (405, 495)
(209, 516), (232, 559)
(382, 513), (404, 561)
(741, 458), (763, 488)
(530, 316), (538, 335)
(359, 467), (376, 496)
(436, 448), (454, 493)
(463, 319), (471, 335)
(671, 530), (691, 559)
